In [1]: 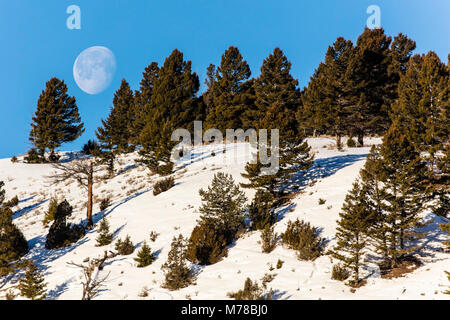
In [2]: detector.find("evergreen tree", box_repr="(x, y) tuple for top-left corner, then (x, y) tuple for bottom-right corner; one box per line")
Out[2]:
(330, 181), (370, 285)
(390, 52), (449, 172)
(115, 235), (135, 255)
(241, 48), (313, 196)
(29, 77), (84, 161)
(19, 261), (47, 300)
(96, 79), (135, 177)
(134, 241), (156, 267)
(204, 46), (253, 130)
(198, 172), (247, 241)
(368, 123), (428, 268)
(248, 190), (276, 230)
(95, 217), (114, 247)
(138, 49), (200, 174)
(345, 28), (393, 145)
(161, 234), (195, 290)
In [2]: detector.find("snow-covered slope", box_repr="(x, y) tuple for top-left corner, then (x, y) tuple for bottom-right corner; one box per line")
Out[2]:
(1, 137), (448, 300)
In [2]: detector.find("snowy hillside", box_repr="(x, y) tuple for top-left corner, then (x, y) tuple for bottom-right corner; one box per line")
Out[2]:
(1, 137), (449, 300)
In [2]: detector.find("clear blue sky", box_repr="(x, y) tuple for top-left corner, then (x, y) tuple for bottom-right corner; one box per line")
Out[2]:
(0, 0), (449, 158)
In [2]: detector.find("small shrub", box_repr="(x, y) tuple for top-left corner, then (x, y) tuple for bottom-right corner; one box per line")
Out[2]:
(318, 198), (326, 205)
(82, 140), (100, 156)
(149, 231), (158, 242)
(281, 218), (325, 261)
(24, 149), (42, 164)
(186, 221), (228, 265)
(227, 278), (274, 300)
(3, 196), (19, 208)
(95, 217), (114, 247)
(134, 241), (156, 267)
(347, 137), (356, 148)
(115, 235), (135, 255)
(276, 259), (284, 269)
(18, 261), (47, 300)
(99, 197), (112, 211)
(156, 163), (174, 176)
(260, 225), (277, 253)
(331, 264), (350, 281)
(153, 177), (175, 196)
(10, 156), (18, 163)
(161, 235), (196, 290)
(42, 197), (58, 226)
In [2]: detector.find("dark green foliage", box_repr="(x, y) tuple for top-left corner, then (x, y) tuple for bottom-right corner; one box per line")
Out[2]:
(347, 137), (356, 148)
(42, 197), (58, 226)
(99, 197), (112, 211)
(186, 221), (228, 265)
(260, 225), (277, 253)
(29, 77), (84, 161)
(95, 217), (114, 247)
(248, 190), (276, 231)
(137, 49), (200, 174)
(134, 241), (156, 267)
(318, 198), (326, 205)
(19, 261), (47, 300)
(281, 218), (325, 261)
(329, 182), (370, 284)
(161, 235), (196, 290)
(82, 140), (101, 156)
(204, 46), (254, 130)
(96, 79), (135, 176)
(227, 278), (274, 300)
(153, 176), (175, 196)
(331, 264), (350, 281)
(115, 235), (135, 255)
(3, 196), (19, 208)
(24, 148), (42, 164)
(198, 172), (247, 241)
(276, 259), (283, 269)
(440, 223), (450, 250)
(45, 200), (85, 250)
(0, 206), (29, 270)
(241, 49), (313, 196)
(10, 156), (18, 163)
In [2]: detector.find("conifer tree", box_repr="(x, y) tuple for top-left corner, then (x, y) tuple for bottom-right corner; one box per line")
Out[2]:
(248, 190), (276, 230)
(369, 123), (428, 267)
(330, 181), (370, 285)
(96, 79), (135, 176)
(95, 217), (113, 247)
(161, 235), (195, 290)
(19, 261), (47, 300)
(134, 241), (155, 267)
(198, 172), (247, 241)
(241, 48), (313, 196)
(204, 46), (253, 130)
(138, 49), (200, 174)
(29, 77), (84, 161)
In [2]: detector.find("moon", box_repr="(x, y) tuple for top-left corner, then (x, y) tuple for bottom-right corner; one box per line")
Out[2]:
(73, 46), (116, 95)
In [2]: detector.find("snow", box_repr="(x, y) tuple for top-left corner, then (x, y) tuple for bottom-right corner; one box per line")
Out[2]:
(1, 137), (449, 300)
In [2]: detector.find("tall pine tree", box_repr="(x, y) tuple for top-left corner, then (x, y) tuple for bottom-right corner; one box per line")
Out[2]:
(29, 77), (84, 161)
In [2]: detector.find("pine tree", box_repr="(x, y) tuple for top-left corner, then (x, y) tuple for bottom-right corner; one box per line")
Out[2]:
(138, 49), (200, 174)
(19, 261), (47, 300)
(29, 77), (84, 161)
(345, 28), (393, 145)
(96, 79), (135, 177)
(330, 181), (370, 285)
(95, 217), (113, 247)
(241, 48), (313, 196)
(161, 235), (195, 290)
(134, 241), (155, 267)
(204, 46), (253, 131)
(369, 123), (428, 268)
(198, 172), (247, 241)
(115, 235), (134, 255)
(248, 190), (276, 230)
(301, 37), (354, 146)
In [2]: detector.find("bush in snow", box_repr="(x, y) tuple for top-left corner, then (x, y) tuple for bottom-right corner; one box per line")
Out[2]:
(161, 234), (196, 290)
(42, 197), (58, 226)
(115, 235), (134, 255)
(153, 177), (175, 196)
(187, 221), (228, 265)
(248, 190), (277, 231)
(134, 241), (156, 267)
(260, 225), (277, 253)
(18, 260), (47, 300)
(99, 197), (112, 211)
(331, 264), (350, 281)
(281, 218), (325, 261)
(227, 278), (274, 300)
(95, 217), (114, 247)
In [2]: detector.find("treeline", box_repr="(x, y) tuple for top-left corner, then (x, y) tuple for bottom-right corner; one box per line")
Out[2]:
(24, 27), (449, 175)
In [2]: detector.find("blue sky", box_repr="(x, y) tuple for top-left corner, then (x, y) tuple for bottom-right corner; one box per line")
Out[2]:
(0, 0), (449, 158)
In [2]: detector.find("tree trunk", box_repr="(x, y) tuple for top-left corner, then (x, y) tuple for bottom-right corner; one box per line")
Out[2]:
(86, 163), (94, 229)
(357, 133), (364, 147)
(336, 134), (342, 150)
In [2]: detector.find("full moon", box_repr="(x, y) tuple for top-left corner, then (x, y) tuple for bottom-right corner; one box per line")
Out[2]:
(73, 46), (116, 95)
